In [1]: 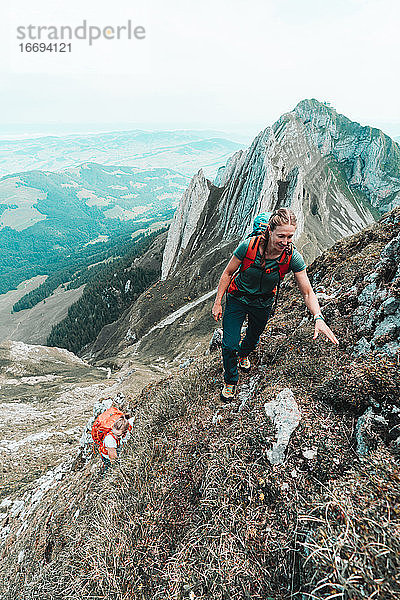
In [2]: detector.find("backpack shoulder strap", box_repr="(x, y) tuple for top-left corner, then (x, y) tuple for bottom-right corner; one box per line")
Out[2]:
(277, 243), (294, 280)
(227, 236), (262, 295)
(241, 236), (262, 272)
(110, 432), (121, 446)
(270, 244), (295, 315)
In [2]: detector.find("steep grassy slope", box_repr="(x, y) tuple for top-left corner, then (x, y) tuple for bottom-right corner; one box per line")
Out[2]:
(1, 211), (399, 600)
(0, 340), (109, 498)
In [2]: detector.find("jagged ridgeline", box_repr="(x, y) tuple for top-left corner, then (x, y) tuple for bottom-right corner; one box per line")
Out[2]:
(163, 99), (400, 281)
(86, 99), (400, 367)
(1, 209), (399, 600)
(44, 230), (165, 354)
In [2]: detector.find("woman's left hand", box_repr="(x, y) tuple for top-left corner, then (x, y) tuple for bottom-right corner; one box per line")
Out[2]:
(313, 319), (339, 345)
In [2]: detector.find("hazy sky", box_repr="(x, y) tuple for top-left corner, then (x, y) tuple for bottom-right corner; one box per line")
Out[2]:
(1, 0), (399, 140)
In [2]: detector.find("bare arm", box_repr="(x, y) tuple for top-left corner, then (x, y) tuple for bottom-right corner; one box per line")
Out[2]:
(294, 269), (339, 345)
(212, 255), (242, 321)
(107, 447), (118, 462)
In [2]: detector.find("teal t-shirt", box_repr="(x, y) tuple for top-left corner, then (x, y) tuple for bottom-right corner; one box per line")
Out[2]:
(229, 239), (307, 308)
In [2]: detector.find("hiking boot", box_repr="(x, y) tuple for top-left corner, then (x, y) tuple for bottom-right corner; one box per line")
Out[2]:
(220, 383), (236, 402)
(238, 355), (251, 372)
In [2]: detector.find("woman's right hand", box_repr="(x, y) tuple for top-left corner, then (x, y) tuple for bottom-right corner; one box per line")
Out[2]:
(212, 300), (223, 321)
(212, 255), (241, 322)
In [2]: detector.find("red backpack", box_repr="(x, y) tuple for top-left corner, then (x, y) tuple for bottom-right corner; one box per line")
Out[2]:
(228, 235), (293, 296)
(91, 406), (125, 456)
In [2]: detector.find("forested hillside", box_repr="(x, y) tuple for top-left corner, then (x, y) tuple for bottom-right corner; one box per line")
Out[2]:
(12, 228), (163, 312)
(0, 163), (180, 293)
(46, 230), (165, 354)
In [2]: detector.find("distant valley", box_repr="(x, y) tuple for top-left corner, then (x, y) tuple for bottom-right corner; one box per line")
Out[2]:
(0, 163), (181, 294)
(0, 130), (244, 296)
(0, 130), (244, 178)
(0, 163), (188, 233)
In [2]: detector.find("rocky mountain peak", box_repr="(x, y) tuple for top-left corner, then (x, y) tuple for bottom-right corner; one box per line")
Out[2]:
(162, 99), (400, 280)
(290, 98), (400, 212)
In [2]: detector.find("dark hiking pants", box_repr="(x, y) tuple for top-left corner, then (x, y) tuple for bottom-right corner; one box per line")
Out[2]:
(222, 294), (271, 384)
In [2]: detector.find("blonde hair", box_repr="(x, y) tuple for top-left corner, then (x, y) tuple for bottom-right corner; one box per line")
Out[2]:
(268, 208), (297, 230)
(112, 416), (129, 434)
(259, 208), (297, 265)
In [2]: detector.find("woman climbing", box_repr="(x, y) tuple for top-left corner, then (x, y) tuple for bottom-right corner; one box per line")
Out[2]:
(212, 208), (339, 402)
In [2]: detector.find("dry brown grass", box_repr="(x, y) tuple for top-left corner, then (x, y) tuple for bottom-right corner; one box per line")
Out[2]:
(300, 449), (400, 600)
(2, 346), (398, 600)
(1, 210), (400, 599)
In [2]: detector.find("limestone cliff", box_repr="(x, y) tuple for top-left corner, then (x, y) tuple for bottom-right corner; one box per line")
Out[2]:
(89, 100), (400, 365)
(162, 99), (399, 279)
(293, 99), (400, 213)
(161, 170), (210, 279)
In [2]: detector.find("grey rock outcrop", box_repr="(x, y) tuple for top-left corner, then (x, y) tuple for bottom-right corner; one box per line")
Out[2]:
(353, 214), (400, 358)
(161, 170), (210, 279)
(208, 328), (223, 354)
(264, 388), (301, 465)
(356, 407), (389, 455)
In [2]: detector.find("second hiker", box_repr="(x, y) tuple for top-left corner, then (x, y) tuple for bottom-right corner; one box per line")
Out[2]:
(91, 406), (135, 472)
(212, 208), (339, 402)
